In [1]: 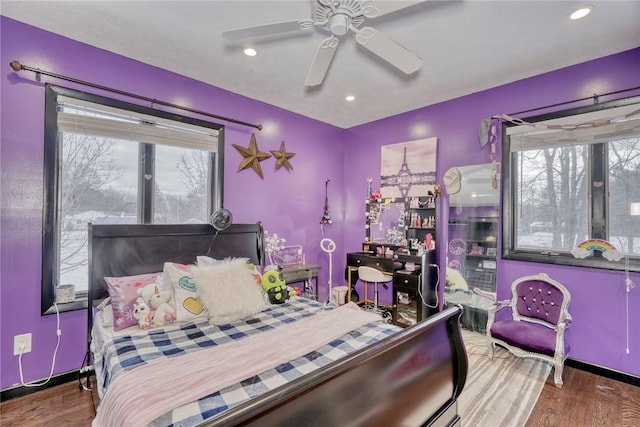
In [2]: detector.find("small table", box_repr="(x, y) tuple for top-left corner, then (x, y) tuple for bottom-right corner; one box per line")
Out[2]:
(280, 263), (320, 300)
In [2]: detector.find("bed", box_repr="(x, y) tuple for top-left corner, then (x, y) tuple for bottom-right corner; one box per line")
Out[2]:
(87, 222), (468, 427)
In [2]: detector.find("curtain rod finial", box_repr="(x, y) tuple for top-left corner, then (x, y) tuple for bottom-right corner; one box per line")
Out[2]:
(10, 60), (23, 72)
(257, 124), (263, 131)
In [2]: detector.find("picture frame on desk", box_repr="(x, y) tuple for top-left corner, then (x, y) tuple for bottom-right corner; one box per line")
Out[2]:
(272, 245), (303, 266)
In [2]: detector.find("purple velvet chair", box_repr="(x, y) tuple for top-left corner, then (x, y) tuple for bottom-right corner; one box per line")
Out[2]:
(486, 273), (572, 388)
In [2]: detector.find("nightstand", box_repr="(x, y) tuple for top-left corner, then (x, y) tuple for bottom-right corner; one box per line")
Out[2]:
(280, 263), (320, 300)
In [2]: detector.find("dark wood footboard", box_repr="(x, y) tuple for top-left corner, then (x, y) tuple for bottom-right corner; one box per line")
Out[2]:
(201, 305), (467, 427)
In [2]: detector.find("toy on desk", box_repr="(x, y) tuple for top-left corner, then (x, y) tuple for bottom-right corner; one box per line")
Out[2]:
(262, 270), (296, 304)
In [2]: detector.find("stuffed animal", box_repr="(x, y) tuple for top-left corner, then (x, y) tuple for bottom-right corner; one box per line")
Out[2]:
(139, 284), (176, 327)
(132, 297), (153, 330)
(247, 262), (263, 285)
(261, 270), (295, 304)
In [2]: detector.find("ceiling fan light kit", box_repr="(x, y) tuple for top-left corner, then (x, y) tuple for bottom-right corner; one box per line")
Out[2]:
(328, 13), (350, 35)
(222, 0), (426, 87)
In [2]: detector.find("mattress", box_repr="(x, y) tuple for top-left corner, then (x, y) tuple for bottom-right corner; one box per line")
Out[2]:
(91, 298), (400, 426)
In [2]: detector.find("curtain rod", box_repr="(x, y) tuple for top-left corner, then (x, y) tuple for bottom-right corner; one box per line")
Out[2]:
(9, 60), (263, 131)
(506, 86), (640, 117)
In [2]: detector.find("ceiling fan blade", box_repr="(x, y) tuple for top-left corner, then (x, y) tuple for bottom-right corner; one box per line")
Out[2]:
(304, 36), (339, 87)
(223, 20), (313, 41)
(361, 0), (430, 18)
(355, 27), (422, 74)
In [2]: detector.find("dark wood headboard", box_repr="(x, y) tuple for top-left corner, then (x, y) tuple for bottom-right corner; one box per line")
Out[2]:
(86, 222), (264, 343)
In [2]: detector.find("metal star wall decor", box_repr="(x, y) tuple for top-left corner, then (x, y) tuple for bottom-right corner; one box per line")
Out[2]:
(233, 133), (271, 179)
(270, 141), (296, 171)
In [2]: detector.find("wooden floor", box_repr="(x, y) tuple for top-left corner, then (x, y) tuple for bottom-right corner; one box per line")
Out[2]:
(1, 366), (639, 426)
(0, 376), (98, 427)
(526, 366), (640, 427)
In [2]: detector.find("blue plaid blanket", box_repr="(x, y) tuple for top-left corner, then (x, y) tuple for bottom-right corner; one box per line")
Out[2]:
(93, 298), (400, 426)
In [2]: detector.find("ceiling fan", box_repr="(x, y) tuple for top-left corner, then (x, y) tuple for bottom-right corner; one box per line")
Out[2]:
(222, 0), (427, 87)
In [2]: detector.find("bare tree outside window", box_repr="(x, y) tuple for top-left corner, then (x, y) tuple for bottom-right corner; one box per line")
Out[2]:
(155, 145), (208, 224)
(514, 138), (640, 255)
(59, 133), (134, 291)
(608, 138), (640, 254)
(516, 145), (588, 250)
(178, 149), (208, 200)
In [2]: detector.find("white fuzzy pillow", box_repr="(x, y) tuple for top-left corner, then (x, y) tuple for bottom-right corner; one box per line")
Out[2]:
(191, 258), (266, 326)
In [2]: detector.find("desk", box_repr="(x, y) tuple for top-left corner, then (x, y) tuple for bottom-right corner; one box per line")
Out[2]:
(346, 253), (396, 308)
(280, 264), (320, 300)
(346, 252), (439, 327)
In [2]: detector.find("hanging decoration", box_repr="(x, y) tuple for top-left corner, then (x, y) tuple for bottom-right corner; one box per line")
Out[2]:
(494, 109), (640, 131)
(232, 133), (271, 179)
(623, 255), (636, 355)
(270, 141), (296, 171)
(478, 117), (500, 189)
(479, 106), (640, 191)
(320, 180), (333, 233)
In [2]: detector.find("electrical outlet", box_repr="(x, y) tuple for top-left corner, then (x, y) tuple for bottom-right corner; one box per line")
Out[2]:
(14, 333), (32, 356)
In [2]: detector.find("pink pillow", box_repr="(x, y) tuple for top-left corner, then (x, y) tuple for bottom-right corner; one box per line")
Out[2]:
(105, 272), (162, 331)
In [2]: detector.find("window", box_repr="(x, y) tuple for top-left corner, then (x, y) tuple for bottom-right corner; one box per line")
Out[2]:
(502, 96), (640, 272)
(42, 85), (224, 314)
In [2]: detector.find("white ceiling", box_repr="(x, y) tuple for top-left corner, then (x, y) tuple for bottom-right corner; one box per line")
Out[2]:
(2, 1), (639, 128)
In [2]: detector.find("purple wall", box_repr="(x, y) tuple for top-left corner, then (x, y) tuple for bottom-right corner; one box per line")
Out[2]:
(343, 48), (640, 378)
(0, 17), (344, 390)
(1, 16), (639, 390)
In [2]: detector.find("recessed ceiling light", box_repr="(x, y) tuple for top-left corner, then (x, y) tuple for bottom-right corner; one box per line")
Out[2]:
(569, 5), (593, 20)
(345, 95), (356, 102)
(244, 48), (257, 57)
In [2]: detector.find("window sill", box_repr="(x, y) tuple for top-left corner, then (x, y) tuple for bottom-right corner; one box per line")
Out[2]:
(43, 297), (88, 315)
(503, 250), (640, 273)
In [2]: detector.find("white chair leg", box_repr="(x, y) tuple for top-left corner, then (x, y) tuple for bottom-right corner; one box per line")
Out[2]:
(553, 359), (564, 388)
(488, 340), (495, 360)
(373, 283), (379, 310)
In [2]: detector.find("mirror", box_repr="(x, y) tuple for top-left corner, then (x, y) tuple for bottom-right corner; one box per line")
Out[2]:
(449, 163), (499, 207)
(445, 163), (500, 334)
(366, 200), (407, 246)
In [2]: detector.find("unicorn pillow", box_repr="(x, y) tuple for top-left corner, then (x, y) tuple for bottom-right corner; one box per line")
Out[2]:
(104, 272), (162, 331)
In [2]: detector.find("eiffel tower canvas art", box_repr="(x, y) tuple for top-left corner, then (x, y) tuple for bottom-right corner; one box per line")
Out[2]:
(380, 137), (437, 198)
